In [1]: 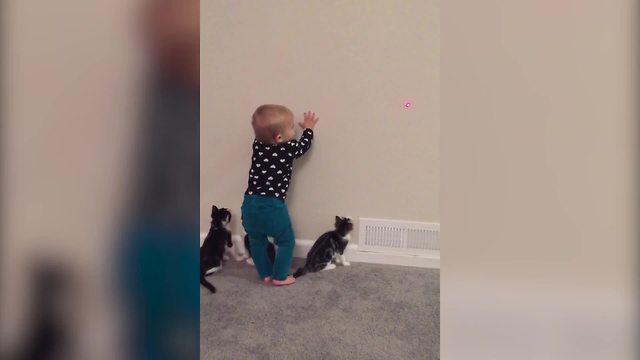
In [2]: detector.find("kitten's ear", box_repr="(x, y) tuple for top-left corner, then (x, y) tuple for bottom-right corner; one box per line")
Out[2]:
(212, 205), (218, 212)
(335, 216), (341, 223)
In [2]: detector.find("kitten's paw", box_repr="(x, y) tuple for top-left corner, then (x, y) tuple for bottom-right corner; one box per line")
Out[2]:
(322, 263), (337, 271)
(223, 254), (230, 261)
(230, 251), (245, 261)
(343, 261), (351, 266)
(334, 255), (347, 266)
(205, 265), (222, 275)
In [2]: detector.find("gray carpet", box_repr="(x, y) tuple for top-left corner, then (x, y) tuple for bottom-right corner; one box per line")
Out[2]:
(201, 258), (439, 360)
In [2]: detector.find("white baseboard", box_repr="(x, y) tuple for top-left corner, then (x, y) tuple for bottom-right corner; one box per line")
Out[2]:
(201, 233), (440, 269)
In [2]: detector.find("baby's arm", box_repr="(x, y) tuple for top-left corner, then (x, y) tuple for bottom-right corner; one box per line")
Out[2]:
(293, 129), (313, 158)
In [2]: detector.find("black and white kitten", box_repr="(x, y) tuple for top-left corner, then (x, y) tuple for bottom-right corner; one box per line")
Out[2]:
(243, 234), (276, 266)
(293, 216), (354, 278)
(200, 205), (232, 293)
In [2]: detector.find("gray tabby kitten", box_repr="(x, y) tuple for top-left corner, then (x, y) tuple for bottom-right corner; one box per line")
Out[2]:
(293, 216), (353, 278)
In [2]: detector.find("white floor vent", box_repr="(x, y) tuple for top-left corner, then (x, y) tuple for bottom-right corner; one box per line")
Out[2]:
(359, 218), (440, 256)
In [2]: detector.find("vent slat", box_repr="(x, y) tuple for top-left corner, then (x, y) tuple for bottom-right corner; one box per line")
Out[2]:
(359, 218), (440, 255)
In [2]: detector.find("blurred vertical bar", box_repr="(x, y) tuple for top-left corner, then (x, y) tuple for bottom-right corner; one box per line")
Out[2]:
(441, 0), (637, 359)
(118, 1), (200, 359)
(1, 1), (200, 359)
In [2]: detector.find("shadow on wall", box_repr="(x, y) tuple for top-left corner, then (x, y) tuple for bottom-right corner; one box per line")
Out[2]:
(283, 145), (313, 206)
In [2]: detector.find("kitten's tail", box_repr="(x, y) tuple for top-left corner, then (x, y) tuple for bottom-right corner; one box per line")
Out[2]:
(200, 274), (216, 293)
(293, 266), (308, 278)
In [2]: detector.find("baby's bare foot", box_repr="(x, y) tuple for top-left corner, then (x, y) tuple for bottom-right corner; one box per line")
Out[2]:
(272, 276), (296, 286)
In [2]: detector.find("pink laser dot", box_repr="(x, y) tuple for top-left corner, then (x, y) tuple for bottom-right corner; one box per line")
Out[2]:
(404, 101), (412, 108)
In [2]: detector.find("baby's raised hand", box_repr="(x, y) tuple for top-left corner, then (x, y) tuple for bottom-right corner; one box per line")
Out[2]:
(299, 111), (319, 130)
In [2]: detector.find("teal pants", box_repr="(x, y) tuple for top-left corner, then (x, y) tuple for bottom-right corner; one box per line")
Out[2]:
(241, 195), (295, 281)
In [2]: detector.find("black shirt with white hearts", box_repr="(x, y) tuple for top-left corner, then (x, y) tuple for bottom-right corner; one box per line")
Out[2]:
(244, 128), (314, 201)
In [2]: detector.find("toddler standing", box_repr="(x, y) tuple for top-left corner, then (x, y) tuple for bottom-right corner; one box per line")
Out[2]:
(241, 104), (319, 286)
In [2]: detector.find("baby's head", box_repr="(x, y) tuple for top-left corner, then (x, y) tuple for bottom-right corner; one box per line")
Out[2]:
(252, 104), (296, 144)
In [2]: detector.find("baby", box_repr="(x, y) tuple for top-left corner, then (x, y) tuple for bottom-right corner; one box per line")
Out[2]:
(241, 104), (319, 286)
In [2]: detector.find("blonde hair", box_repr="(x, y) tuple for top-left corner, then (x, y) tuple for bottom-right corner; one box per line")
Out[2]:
(251, 104), (293, 143)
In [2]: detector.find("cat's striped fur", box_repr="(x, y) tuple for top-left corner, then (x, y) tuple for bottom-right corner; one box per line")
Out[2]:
(293, 216), (353, 278)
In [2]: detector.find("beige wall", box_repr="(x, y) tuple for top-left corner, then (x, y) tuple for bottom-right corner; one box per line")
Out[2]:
(201, 0), (440, 242)
(440, 1), (637, 359)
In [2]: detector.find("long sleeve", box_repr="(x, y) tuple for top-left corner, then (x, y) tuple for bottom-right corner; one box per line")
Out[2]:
(292, 128), (314, 159)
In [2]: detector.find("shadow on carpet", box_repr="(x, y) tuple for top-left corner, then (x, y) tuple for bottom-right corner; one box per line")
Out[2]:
(201, 258), (439, 360)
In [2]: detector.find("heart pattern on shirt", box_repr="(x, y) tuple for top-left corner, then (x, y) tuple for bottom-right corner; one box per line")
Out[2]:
(245, 129), (313, 200)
